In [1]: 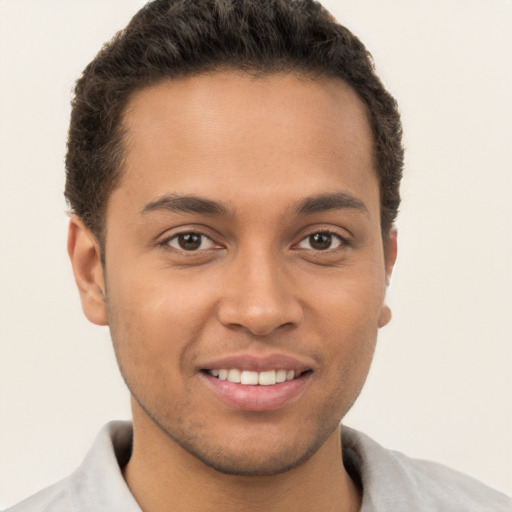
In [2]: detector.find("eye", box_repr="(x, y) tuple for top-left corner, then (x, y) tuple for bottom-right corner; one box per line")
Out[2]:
(296, 231), (344, 251)
(165, 232), (217, 251)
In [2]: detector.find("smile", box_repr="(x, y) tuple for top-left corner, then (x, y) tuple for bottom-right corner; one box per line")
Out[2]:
(201, 369), (311, 411)
(206, 369), (299, 385)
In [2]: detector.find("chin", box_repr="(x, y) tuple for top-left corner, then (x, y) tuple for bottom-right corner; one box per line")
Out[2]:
(164, 412), (342, 478)
(179, 437), (326, 477)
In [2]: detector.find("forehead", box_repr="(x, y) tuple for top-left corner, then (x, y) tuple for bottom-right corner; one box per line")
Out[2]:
(112, 71), (378, 222)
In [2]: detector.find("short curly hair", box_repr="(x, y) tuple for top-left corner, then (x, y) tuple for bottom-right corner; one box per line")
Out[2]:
(65, 0), (403, 242)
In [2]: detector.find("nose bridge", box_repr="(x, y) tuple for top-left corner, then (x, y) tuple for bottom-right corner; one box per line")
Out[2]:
(217, 242), (302, 335)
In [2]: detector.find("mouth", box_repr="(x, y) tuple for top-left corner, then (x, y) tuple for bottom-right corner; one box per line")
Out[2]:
(202, 368), (311, 386)
(198, 353), (314, 411)
(200, 364), (312, 411)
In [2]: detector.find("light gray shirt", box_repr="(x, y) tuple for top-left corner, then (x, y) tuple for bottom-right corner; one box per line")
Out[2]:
(6, 421), (511, 511)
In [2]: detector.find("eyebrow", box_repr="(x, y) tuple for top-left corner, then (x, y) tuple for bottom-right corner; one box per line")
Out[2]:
(140, 194), (233, 216)
(140, 191), (367, 218)
(295, 191), (368, 216)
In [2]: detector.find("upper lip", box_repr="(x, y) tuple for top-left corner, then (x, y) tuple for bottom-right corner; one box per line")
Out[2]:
(198, 353), (314, 373)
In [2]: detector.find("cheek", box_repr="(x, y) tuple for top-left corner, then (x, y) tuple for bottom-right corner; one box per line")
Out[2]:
(105, 271), (214, 374)
(307, 263), (386, 334)
(315, 310), (378, 422)
(305, 266), (384, 379)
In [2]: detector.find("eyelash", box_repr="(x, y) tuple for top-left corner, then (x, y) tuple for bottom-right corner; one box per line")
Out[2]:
(161, 231), (219, 252)
(295, 231), (347, 251)
(160, 229), (349, 253)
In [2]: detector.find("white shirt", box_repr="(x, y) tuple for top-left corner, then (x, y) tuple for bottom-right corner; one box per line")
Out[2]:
(6, 421), (511, 511)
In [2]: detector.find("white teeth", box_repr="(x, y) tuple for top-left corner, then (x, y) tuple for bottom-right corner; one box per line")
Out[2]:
(227, 369), (241, 383)
(240, 370), (259, 385)
(258, 370), (276, 385)
(276, 369), (287, 383)
(209, 368), (299, 385)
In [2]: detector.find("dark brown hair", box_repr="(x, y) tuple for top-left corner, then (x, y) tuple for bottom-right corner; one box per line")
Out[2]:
(65, 0), (403, 242)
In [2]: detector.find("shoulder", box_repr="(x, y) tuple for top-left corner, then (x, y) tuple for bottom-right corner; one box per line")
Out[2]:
(4, 421), (139, 512)
(342, 426), (512, 512)
(3, 478), (76, 512)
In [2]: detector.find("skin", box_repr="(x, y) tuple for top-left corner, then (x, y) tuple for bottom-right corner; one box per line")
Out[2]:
(68, 71), (396, 512)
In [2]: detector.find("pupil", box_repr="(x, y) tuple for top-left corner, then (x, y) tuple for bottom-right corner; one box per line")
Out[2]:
(310, 233), (332, 250)
(178, 233), (201, 250)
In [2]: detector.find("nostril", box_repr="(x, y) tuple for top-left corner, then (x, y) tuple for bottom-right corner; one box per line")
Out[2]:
(216, 283), (303, 336)
(219, 308), (300, 335)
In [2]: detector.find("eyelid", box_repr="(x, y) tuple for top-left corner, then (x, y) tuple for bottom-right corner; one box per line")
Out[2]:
(168, 233), (215, 251)
(296, 231), (346, 250)
(293, 225), (351, 246)
(156, 225), (350, 252)
(158, 228), (224, 252)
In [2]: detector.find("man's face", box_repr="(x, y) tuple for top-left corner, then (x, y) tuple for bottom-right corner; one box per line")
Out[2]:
(94, 72), (393, 475)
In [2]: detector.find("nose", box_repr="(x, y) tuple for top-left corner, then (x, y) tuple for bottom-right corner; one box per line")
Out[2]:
(217, 248), (303, 336)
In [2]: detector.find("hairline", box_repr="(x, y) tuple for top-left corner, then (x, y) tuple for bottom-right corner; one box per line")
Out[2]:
(94, 67), (389, 249)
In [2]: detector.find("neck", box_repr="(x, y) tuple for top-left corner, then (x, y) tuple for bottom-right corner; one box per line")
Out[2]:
(123, 405), (361, 512)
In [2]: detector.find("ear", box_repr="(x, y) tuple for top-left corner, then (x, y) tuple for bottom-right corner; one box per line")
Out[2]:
(378, 227), (398, 328)
(67, 216), (108, 326)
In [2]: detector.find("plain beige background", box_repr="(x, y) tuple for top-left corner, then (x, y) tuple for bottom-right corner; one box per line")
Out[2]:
(1, 0), (511, 507)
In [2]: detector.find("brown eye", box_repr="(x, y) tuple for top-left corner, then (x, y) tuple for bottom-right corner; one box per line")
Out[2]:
(167, 232), (215, 251)
(297, 232), (343, 251)
(309, 233), (332, 250)
(178, 233), (201, 250)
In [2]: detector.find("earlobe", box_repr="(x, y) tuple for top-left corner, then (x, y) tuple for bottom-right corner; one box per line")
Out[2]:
(378, 304), (392, 328)
(379, 227), (398, 329)
(67, 216), (108, 326)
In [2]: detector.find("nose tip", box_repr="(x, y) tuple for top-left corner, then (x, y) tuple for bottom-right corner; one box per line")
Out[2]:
(217, 268), (303, 336)
(219, 301), (300, 337)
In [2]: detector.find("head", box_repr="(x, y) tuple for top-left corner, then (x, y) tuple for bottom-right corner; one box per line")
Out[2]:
(65, 0), (403, 245)
(67, 0), (402, 478)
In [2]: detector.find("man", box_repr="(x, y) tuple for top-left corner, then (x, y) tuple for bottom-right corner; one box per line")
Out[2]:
(5, 0), (511, 511)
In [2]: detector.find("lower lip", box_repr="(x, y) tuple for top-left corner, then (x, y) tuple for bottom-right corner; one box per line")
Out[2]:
(200, 372), (311, 412)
